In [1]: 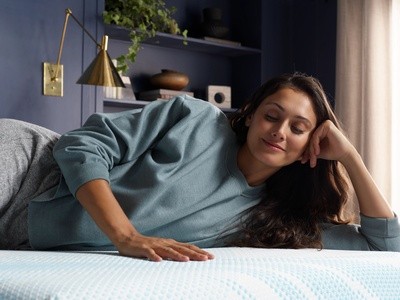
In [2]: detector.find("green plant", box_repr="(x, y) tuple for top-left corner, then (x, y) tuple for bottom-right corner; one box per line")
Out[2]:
(103, 0), (187, 73)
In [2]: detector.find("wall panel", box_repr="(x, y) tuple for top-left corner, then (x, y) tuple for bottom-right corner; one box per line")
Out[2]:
(0, 0), (104, 133)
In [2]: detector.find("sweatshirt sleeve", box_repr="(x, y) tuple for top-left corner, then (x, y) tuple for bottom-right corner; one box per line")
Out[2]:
(53, 96), (214, 196)
(321, 214), (400, 251)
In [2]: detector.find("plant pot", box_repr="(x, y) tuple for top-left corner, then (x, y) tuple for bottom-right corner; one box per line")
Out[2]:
(149, 69), (189, 91)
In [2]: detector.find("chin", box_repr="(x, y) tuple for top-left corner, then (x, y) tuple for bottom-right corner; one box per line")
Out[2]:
(259, 155), (297, 169)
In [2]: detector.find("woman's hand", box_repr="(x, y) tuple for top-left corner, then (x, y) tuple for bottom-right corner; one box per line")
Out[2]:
(76, 179), (214, 262)
(301, 120), (394, 218)
(301, 120), (356, 168)
(116, 234), (215, 262)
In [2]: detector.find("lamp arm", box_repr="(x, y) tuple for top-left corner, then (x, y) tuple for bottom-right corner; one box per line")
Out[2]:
(68, 9), (100, 47)
(53, 8), (101, 80)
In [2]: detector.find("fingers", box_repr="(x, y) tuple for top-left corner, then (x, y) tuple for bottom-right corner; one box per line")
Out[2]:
(309, 139), (319, 168)
(300, 133), (319, 168)
(118, 235), (214, 262)
(154, 246), (190, 262)
(175, 243), (215, 261)
(300, 145), (317, 168)
(305, 121), (329, 168)
(303, 120), (354, 168)
(145, 248), (163, 262)
(153, 241), (214, 262)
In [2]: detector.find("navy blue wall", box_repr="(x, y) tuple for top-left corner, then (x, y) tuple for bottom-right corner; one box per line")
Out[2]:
(0, 0), (336, 132)
(261, 0), (337, 104)
(0, 0), (104, 133)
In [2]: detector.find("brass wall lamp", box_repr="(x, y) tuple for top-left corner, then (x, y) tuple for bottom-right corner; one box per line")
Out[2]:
(43, 8), (125, 97)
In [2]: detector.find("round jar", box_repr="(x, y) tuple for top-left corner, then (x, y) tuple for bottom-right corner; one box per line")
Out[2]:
(149, 69), (189, 91)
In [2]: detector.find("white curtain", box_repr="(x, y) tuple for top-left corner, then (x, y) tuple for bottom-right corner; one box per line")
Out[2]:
(335, 0), (400, 212)
(392, 1), (400, 213)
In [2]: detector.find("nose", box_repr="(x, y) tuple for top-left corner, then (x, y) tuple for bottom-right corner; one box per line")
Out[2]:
(271, 132), (284, 140)
(271, 123), (286, 141)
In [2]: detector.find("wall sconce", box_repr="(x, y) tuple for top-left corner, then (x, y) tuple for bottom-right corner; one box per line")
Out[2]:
(43, 8), (125, 97)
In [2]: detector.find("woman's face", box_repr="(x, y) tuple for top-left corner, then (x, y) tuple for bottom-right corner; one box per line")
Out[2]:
(244, 87), (317, 171)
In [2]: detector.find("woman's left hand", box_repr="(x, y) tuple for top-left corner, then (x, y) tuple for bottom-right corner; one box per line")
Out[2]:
(301, 120), (355, 168)
(302, 121), (394, 219)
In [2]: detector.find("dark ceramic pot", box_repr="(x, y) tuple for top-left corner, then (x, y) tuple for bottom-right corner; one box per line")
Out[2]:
(200, 7), (229, 39)
(149, 69), (189, 91)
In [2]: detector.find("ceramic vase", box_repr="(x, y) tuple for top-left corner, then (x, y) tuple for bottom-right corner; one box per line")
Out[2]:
(200, 7), (229, 39)
(150, 69), (189, 91)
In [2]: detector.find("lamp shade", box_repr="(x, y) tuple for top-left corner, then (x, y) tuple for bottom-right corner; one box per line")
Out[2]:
(77, 49), (125, 87)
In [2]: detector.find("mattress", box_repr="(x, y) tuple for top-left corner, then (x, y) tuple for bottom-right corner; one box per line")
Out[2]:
(1, 247), (399, 299)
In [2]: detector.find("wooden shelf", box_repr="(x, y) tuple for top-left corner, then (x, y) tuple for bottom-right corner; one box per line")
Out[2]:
(105, 25), (261, 57)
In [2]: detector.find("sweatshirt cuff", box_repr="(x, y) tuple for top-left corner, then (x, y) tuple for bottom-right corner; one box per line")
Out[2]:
(63, 162), (110, 196)
(360, 213), (400, 238)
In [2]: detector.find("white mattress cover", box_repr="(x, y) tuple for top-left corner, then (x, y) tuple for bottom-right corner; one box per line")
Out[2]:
(1, 247), (399, 299)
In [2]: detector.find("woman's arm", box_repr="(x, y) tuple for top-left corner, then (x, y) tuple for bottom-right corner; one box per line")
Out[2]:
(53, 97), (199, 199)
(306, 120), (394, 218)
(75, 179), (214, 262)
(339, 147), (393, 218)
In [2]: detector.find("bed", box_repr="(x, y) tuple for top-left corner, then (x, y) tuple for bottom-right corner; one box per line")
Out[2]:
(1, 247), (399, 299)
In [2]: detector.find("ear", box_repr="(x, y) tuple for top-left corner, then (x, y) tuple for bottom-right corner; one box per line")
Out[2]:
(245, 115), (252, 127)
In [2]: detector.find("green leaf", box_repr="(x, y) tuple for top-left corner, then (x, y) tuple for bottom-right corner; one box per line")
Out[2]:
(104, 0), (188, 71)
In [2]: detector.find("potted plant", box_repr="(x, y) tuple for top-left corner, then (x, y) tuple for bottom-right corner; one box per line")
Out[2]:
(103, 0), (187, 73)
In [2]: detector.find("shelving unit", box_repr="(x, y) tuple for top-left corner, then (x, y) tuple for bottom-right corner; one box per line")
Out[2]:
(105, 25), (261, 57)
(102, 1), (263, 113)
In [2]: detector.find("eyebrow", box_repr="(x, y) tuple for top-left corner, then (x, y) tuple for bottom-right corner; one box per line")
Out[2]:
(265, 102), (313, 126)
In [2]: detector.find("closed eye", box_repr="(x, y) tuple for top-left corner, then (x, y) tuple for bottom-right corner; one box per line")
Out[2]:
(291, 126), (304, 134)
(265, 114), (278, 121)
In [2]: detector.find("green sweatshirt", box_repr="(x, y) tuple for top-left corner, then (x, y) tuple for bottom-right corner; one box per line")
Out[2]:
(28, 96), (400, 251)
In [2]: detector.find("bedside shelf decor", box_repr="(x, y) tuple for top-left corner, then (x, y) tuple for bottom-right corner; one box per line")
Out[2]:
(103, 1), (263, 113)
(149, 69), (189, 91)
(138, 89), (194, 101)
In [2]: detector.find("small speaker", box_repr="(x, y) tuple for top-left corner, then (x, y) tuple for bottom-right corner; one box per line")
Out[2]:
(207, 85), (231, 108)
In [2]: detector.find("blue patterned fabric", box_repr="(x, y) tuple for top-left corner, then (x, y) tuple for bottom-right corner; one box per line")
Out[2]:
(1, 248), (399, 299)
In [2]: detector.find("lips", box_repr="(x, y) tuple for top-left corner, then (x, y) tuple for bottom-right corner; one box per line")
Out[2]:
(262, 139), (285, 152)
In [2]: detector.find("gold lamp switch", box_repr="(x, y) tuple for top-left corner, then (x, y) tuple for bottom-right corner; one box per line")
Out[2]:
(43, 62), (63, 97)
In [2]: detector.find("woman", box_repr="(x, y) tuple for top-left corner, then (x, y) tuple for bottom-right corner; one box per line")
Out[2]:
(229, 74), (398, 251)
(1, 73), (399, 261)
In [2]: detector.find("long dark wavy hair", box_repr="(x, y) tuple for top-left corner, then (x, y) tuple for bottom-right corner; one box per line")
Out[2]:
(229, 73), (351, 249)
